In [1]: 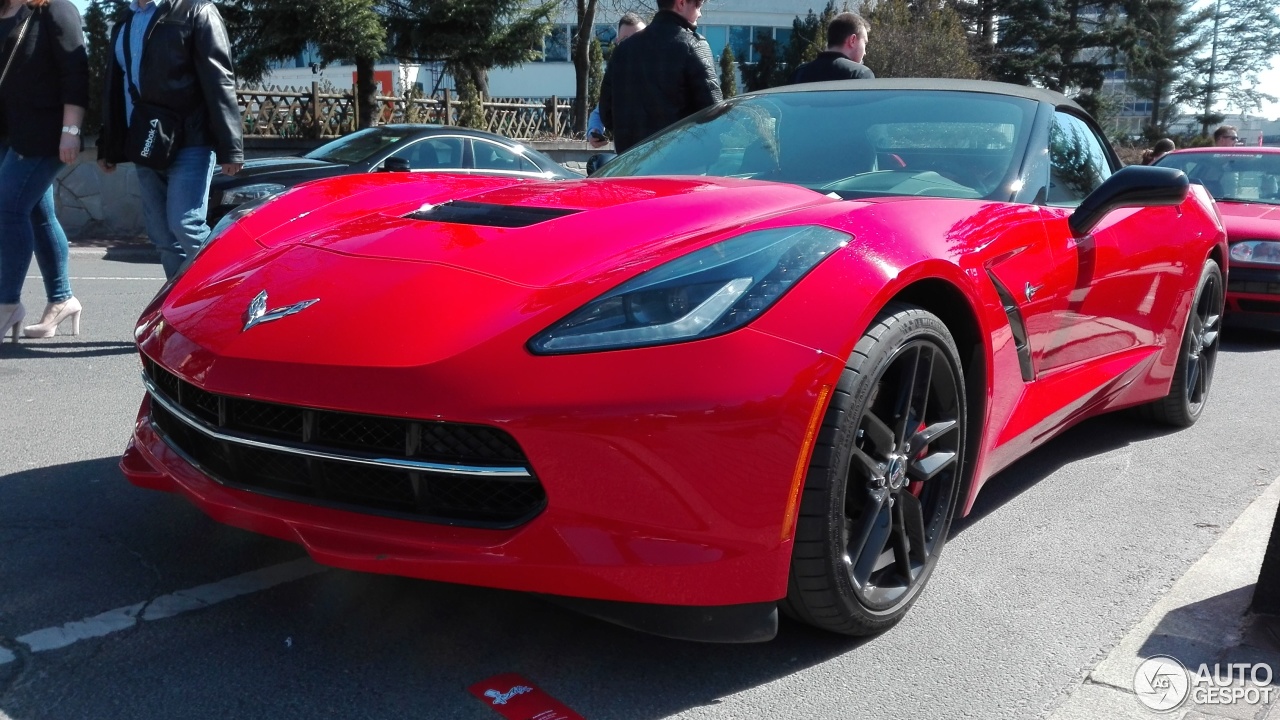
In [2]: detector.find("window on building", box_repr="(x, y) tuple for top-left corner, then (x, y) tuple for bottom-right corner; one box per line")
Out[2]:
(729, 25), (754, 63)
(543, 24), (570, 62)
(702, 25), (727, 59)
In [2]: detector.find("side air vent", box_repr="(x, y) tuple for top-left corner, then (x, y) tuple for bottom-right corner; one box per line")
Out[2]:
(404, 201), (580, 228)
(985, 269), (1036, 383)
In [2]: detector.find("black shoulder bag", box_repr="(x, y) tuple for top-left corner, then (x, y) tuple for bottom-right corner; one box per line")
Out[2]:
(123, 12), (182, 170)
(0, 10), (35, 93)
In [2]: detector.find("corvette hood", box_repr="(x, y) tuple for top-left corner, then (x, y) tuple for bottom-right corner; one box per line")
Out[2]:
(255, 176), (836, 288)
(1217, 201), (1280, 240)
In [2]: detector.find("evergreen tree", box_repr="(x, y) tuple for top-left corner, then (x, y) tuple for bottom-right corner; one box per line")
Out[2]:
(742, 32), (779, 92)
(587, 36), (604, 111)
(1123, 0), (1204, 134)
(455, 72), (486, 129)
(783, 2), (839, 74)
(719, 44), (738, 99)
(989, 0), (1129, 115)
(1178, 0), (1280, 135)
(861, 0), (981, 79)
(82, 0), (110, 135)
(224, 0), (387, 129)
(385, 0), (557, 104)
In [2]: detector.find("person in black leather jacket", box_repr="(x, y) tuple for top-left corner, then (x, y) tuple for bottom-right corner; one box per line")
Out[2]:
(790, 12), (874, 84)
(599, 0), (722, 155)
(97, 0), (243, 279)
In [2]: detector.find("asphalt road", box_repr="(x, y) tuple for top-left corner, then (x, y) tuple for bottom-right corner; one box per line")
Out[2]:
(2, 252), (1279, 720)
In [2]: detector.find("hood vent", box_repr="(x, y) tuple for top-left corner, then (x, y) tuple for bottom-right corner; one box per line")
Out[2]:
(405, 200), (580, 228)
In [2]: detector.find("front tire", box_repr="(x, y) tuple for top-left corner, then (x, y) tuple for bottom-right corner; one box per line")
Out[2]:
(1140, 259), (1223, 427)
(783, 303), (966, 636)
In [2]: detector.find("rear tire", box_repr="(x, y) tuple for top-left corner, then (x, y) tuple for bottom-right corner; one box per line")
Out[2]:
(782, 303), (966, 636)
(1139, 259), (1223, 427)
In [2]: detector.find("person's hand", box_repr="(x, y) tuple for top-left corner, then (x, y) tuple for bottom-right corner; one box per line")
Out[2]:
(220, 162), (243, 176)
(589, 137), (609, 149)
(98, 159), (116, 174)
(59, 133), (80, 164)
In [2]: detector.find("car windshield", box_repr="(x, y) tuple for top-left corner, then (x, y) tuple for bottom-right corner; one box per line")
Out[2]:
(1155, 152), (1280, 205)
(305, 128), (405, 164)
(594, 89), (1037, 200)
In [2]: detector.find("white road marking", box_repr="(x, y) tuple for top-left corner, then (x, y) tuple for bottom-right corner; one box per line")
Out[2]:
(0, 559), (323, 663)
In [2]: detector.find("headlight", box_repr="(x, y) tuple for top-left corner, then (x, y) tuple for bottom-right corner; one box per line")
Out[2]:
(529, 225), (850, 354)
(222, 183), (285, 206)
(1230, 240), (1280, 265)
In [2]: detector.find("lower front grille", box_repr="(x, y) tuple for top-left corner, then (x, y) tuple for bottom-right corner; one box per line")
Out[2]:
(144, 359), (545, 528)
(1237, 298), (1280, 313)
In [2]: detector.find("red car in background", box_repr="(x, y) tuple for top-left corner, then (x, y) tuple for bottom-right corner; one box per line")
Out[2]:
(121, 80), (1227, 642)
(1155, 147), (1280, 330)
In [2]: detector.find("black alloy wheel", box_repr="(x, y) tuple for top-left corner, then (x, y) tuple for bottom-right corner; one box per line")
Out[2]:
(1140, 259), (1223, 427)
(784, 303), (966, 635)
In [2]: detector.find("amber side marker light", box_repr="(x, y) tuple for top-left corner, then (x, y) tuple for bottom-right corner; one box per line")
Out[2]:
(781, 384), (832, 543)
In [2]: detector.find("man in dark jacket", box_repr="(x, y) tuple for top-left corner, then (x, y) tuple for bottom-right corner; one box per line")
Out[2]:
(790, 12), (874, 84)
(599, 0), (722, 155)
(98, 0), (243, 278)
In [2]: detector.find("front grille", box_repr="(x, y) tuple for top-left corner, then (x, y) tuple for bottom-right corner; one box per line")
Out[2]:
(143, 358), (545, 527)
(1228, 268), (1280, 297)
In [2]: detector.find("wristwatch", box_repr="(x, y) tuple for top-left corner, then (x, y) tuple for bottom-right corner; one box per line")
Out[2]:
(61, 125), (81, 136)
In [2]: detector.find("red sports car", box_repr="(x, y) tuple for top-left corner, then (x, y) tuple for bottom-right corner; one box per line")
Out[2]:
(1154, 146), (1280, 330)
(121, 80), (1227, 642)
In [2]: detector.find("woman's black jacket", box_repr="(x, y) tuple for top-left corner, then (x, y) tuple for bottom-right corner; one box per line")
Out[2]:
(0, 0), (89, 158)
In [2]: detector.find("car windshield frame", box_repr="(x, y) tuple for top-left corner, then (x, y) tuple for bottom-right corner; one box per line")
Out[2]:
(593, 88), (1039, 202)
(304, 128), (408, 165)
(1154, 151), (1280, 206)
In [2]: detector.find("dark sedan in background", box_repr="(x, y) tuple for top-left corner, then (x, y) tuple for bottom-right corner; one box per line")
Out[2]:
(209, 124), (582, 225)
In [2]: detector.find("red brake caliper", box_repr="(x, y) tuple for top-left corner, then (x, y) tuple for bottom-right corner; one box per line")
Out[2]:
(908, 420), (927, 497)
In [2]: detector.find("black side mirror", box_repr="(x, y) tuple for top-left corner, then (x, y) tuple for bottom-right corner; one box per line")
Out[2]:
(1069, 165), (1189, 236)
(586, 153), (616, 175)
(380, 156), (411, 173)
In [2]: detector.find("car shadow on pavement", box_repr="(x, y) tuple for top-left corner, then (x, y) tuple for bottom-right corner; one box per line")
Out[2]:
(1221, 332), (1280, 353)
(0, 456), (872, 720)
(951, 413), (1179, 537)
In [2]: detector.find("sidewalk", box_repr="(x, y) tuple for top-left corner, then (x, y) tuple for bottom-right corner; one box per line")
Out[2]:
(1049, 476), (1280, 720)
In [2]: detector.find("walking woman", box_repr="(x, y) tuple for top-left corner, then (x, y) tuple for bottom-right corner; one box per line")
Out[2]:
(0, 0), (87, 341)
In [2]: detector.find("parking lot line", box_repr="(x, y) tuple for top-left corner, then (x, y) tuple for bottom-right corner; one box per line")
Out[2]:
(0, 558), (324, 664)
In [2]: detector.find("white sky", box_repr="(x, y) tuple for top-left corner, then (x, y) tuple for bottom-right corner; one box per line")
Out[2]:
(66, 0), (1280, 120)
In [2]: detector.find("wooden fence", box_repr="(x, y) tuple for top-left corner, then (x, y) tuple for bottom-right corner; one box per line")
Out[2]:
(237, 83), (577, 140)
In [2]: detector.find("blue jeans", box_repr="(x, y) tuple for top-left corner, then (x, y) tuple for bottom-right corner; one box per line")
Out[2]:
(0, 143), (72, 305)
(136, 146), (217, 279)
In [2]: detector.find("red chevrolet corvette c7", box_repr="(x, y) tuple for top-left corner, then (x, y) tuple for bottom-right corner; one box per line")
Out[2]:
(122, 80), (1227, 642)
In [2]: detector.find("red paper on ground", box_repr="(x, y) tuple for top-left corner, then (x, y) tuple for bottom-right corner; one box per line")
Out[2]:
(468, 673), (586, 720)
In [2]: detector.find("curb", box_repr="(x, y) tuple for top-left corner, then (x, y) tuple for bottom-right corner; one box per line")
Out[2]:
(1048, 476), (1280, 719)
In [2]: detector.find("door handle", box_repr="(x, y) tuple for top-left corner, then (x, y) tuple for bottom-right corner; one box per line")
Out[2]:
(1025, 282), (1041, 302)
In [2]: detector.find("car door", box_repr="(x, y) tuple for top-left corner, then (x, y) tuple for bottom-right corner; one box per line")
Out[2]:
(980, 207), (1078, 383)
(1036, 111), (1186, 372)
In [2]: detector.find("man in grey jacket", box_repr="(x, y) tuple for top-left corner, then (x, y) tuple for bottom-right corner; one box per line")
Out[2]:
(599, 0), (721, 155)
